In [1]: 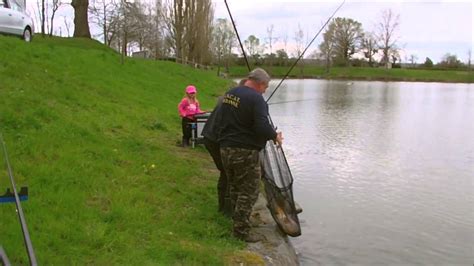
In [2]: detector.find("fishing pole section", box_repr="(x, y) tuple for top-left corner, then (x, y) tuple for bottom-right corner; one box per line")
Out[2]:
(224, 0), (345, 237)
(223, 0), (346, 237)
(0, 132), (37, 266)
(223, 0), (301, 236)
(266, 0), (346, 103)
(262, 2), (345, 236)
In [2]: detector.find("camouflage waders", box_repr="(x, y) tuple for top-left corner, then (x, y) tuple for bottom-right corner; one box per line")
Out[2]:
(203, 138), (231, 216)
(220, 147), (261, 238)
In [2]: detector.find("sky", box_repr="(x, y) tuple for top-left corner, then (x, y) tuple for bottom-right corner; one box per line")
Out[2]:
(212, 0), (473, 64)
(25, 0), (473, 64)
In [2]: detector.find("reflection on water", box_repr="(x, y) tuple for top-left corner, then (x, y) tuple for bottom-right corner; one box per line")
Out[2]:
(266, 79), (474, 265)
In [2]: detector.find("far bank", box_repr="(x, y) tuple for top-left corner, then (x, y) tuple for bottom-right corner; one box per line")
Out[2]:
(225, 65), (474, 84)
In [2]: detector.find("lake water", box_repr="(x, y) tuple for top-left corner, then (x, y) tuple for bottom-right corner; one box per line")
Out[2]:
(265, 79), (474, 265)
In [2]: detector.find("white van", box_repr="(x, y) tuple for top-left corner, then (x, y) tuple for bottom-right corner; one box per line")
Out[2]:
(0, 0), (34, 41)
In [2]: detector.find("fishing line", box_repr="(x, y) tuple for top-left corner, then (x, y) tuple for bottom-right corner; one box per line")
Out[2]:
(224, 0), (251, 72)
(265, 0), (346, 103)
(0, 132), (37, 266)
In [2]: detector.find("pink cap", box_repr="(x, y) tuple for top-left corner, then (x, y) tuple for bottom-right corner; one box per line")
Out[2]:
(185, 85), (197, 94)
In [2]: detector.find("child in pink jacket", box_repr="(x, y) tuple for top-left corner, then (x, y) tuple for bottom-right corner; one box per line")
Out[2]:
(178, 85), (204, 147)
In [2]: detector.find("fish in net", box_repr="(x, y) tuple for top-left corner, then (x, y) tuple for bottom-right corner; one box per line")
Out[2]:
(260, 139), (302, 237)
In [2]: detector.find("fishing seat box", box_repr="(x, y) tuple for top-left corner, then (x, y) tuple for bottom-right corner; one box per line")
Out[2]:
(190, 112), (210, 148)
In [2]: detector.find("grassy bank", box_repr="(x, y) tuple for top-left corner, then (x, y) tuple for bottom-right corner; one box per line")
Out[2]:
(0, 36), (260, 264)
(227, 65), (474, 83)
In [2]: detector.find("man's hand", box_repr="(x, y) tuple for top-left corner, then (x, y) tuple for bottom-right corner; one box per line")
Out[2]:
(274, 132), (283, 146)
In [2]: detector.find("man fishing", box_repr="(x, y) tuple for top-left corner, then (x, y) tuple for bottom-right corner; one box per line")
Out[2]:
(218, 68), (283, 242)
(201, 79), (247, 217)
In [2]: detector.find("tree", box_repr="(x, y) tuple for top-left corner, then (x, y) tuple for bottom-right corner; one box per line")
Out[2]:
(35, 0), (67, 37)
(185, 0), (214, 64)
(423, 57), (433, 68)
(293, 24), (304, 58)
(265, 24), (278, 67)
(144, 0), (167, 59)
(89, 0), (119, 46)
(244, 35), (263, 63)
(40, 0), (45, 35)
(62, 15), (71, 37)
(409, 54), (417, 66)
(319, 17), (364, 67)
(119, 0), (131, 64)
(49, 0), (63, 36)
(438, 53), (463, 68)
(391, 50), (400, 66)
(331, 17), (364, 65)
(361, 32), (377, 66)
(293, 24), (305, 74)
(275, 49), (288, 66)
(281, 31), (289, 58)
(127, 1), (152, 51)
(468, 49), (472, 70)
(164, 0), (214, 65)
(376, 9), (400, 68)
(212, 18), (235, 75)
(319, 21), (336, 73)
(71, 0), (91, 38)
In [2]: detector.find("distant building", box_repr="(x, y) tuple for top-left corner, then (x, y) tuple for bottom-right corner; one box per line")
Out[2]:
(132, 51), (150, 59)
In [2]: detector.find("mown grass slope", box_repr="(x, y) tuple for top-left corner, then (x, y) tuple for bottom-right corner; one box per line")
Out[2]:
(0, 36), (247, 265)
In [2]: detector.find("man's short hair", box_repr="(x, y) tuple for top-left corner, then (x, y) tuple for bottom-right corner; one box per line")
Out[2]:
(247, 68), (270, 84)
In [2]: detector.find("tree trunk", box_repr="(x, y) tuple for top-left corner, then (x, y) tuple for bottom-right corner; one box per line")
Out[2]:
(103, 1), (107, 46)
(49, 8), (58, 36)
(41, 0), (45, 36)
(71, 0), (91, 38)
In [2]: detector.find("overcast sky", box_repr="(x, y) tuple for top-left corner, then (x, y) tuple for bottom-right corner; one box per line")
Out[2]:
(27, 0), (473, 64)
(213, 0), (473, 63)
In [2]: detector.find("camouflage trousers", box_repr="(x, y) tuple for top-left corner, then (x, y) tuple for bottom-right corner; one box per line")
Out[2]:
(220, 147), (261, 237)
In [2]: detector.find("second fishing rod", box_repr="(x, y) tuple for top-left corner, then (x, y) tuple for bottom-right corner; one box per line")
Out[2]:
(223, 0), (345, 103)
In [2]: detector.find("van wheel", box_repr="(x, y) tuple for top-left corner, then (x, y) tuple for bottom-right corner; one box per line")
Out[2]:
(23, 28), (32, 42)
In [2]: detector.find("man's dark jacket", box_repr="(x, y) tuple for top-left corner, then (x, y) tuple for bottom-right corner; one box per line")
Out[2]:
(217, 86), (276, 150)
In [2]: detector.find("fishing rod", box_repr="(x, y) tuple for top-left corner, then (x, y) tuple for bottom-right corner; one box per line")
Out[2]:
(266, 0), (346, 103)
(0, 133), (37, 266)
(223, 0), (351, 237)
(223, 0), (251, 71)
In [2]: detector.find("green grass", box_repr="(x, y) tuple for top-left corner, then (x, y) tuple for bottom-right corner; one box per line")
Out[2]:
(228, 65), (474, 83)
(0, 36), (250, 265)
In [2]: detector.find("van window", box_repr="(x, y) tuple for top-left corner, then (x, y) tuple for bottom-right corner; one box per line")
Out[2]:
(1, 0), (10, 9)
(10, 0), (23, 12)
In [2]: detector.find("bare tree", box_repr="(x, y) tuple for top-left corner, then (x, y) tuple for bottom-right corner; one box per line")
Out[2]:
(62, 15), (71, 37)
(164, 0), (183, 61)
(265, 24), (277, 67)
(281, 31), (288, 66)
(143, 0), (167, 59)
(49, 0), (63, 36)
(164, 0), (213, 65)
(409, 54), (417, 66)
(468, 49), (472, 70)
(126, 1), (149, 51)
(376, 9), (400, 68)
(212, 18), (235, 75)
(362, 32), (377, 66)
(89, 0), (118, 46)
(71, 0), (91, 38)
(119, 0), (132, 63)
(294, 24), (304, 74)
(41, 0), (45, 35)
(293, 24), (304, 58)
(185, 0), (213, 64)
